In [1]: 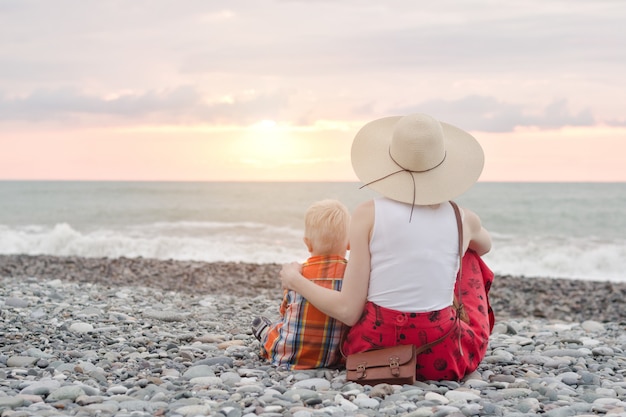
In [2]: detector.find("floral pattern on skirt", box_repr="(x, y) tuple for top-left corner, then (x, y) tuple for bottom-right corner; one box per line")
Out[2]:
(343, 250), (494, 381)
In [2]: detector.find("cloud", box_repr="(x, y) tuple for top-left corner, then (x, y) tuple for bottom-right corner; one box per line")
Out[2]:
(179, 1), (626, 77)
(390, 95), (595, 132)
(0, 86), (197, 122)
(0, 1), (624, 130)
(0, 86), (290, 125)
(5, 0), (619, 82)
(0, 87), (599, 133)
(605, 117), (626, 127)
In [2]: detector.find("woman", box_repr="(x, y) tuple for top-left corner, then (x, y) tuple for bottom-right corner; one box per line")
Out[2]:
(280, 113), (495, 381)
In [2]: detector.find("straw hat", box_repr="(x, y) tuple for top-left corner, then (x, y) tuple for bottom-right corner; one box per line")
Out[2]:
(351, 113), (484, 205)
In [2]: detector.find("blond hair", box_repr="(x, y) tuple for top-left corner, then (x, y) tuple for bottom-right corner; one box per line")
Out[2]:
(304, 199), (350, 255)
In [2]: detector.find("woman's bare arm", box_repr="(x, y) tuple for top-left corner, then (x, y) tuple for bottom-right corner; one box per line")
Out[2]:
(462, 207), (492, 256)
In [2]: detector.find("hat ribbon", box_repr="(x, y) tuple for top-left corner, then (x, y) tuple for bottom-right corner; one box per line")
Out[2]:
(359, 149), (447, 222)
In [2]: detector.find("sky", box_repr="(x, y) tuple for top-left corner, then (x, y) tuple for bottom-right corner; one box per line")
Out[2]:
(1, 0), (625, 182)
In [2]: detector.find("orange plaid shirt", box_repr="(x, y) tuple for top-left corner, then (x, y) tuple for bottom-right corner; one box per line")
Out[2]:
(260, 255), (347, 369)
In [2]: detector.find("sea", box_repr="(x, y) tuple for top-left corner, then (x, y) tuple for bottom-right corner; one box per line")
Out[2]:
(0, 181), (625, 283)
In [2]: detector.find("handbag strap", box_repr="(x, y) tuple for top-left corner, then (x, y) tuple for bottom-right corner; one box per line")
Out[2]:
(449, 201), (463, 310)
(449, 200), (465, 356)
(413, 318), (457, 356)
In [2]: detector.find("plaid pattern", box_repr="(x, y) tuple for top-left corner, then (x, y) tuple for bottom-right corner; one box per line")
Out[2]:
(260, 255), (347, 370)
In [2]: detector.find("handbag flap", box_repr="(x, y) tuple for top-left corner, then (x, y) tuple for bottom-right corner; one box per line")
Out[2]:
(346, 344), (415, 370)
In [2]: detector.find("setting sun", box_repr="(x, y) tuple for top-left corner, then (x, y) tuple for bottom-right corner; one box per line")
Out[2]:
(233, 121), (304, 168)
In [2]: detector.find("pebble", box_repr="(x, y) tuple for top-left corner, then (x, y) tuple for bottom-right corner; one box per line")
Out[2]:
(1, 274), (625, 416)
(69, 322), (94, 333)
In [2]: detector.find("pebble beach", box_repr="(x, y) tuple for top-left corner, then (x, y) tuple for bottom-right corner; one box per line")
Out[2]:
(1, 255), (625, 417)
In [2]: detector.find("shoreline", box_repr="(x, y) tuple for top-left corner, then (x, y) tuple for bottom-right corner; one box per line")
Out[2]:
(1, 254), (625, 323)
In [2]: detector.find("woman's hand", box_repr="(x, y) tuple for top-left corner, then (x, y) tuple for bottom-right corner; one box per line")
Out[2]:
(279, 261), (303, 290)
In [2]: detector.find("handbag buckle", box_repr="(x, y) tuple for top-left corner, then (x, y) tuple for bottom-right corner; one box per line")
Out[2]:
(356, 363), (367, 379)
(389, 356), (400, 376)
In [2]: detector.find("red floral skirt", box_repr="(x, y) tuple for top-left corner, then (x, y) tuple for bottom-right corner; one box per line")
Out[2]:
(343, 251), (494, 381)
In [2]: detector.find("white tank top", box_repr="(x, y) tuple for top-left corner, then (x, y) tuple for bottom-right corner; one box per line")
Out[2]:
(368, 198), (460, 312)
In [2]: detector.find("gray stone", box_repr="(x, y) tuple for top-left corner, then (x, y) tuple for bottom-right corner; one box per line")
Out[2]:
(284, 388), (321, 401)
(189, 376), (222, 385)
(445, 388), (481, 402)
(591, 346), (614, 356)
(220, 371), (242, 386)
(23, 347), (54, 359)
(559, 371), (581, 385)
(75, 395), (105, 406)
(84, 403), (119, 415)
(19, 379), (61, 395)
(6, 356), (38, 367)
(0, 396), (25, 409)
(353, 393), (380, 408)
(4, 297), (29, 308)
(544, 406), (579, 417)
(69, 322), (94, 333)
(46, 385), (86, 401)
(143, 309), (187, 322)
(292, 378), (331, 390)
(542, 348), (591, 358)
(581, 320), (605, 333)
(182, 364), (216, 379)
(106, 385), (128, 395)
(516, 397), (541, 413)
(117, 400), (152, 411)
(175, 404), (213, 416)
(195, 356), (234, 367)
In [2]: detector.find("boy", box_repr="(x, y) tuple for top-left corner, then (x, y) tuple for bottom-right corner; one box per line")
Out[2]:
(252, 199), (350, 369)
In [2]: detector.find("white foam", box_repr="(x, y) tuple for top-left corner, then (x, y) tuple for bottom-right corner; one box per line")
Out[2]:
(1, 223), (625, 282)
(483, 234), (626, 282)
(0, 222), (306, 264)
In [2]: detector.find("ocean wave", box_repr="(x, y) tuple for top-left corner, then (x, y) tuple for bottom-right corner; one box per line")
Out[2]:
(1, 223), (625, 282)
(0, 222), (306, 264)
(484, 234), (626, 282)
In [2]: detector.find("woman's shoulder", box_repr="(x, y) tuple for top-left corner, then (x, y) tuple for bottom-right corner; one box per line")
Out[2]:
(354, 199), (375, 213)
(458, 206), (481, 229)
(351, 200), (375, 231)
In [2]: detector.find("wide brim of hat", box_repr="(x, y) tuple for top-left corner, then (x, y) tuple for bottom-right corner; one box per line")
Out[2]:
(351, 116), (484, 205)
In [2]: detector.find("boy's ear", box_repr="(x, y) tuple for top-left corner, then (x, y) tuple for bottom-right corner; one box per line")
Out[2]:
(303, 237), (313, 253)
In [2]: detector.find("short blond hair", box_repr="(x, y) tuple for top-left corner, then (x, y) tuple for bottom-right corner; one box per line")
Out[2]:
(304, 199), (350, 255)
